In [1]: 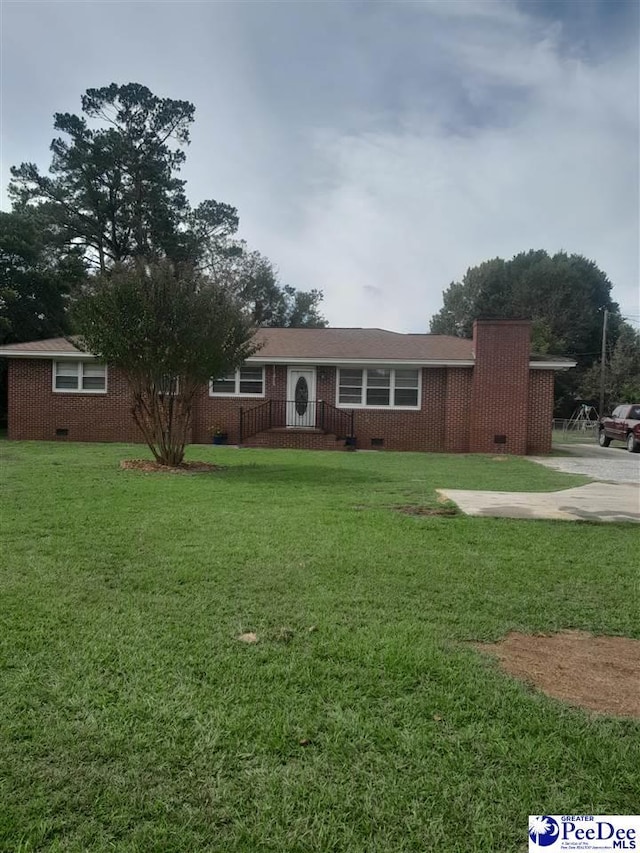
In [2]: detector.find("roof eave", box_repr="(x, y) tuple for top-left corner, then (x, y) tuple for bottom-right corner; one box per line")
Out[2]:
(529, 360), (577, 370)
(246, 356), (475, 366)
(0, 349), (91, 359)
(0, 351), (576, 370)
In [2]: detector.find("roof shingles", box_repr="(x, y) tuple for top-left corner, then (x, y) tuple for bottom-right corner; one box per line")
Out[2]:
(0, 337), (82, 354)
(252, 328), (473, 361)
(0, 328), (574, 365)
(0, 329), (475, 362)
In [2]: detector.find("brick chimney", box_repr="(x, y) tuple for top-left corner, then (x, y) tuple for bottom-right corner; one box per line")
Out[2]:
(470, 319), (531, 454)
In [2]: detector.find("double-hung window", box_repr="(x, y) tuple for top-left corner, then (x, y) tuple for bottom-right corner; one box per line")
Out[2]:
(337, 367), (419, 408)
(53, 361), (107, 393)
(210, 365), (264, 396)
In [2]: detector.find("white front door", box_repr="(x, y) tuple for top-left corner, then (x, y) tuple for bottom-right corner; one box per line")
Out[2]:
(287, 368), (316, 427)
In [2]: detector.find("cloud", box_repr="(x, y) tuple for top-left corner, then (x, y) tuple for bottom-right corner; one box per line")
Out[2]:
(231, 4), (638, 331)
(234, 4), (638, 330)
(1, 0), (637, 332)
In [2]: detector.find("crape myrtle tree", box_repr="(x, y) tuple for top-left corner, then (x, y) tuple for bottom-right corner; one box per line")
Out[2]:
(430, 250), (621, 414)
(75, 259), (256, 466)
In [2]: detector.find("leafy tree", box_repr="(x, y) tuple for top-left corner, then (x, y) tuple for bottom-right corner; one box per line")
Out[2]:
(75, 259), (256, 466)
(0, 208), (85, 345)
(580, 322), (640, 410)
(8, 82), (324, 326)
(430, 250), (621, 413)
(0, 207), (87, 425)
(272, 286), (327, 329)
(9, 83), (238, 271)
(430, 258), (509, 338)
(210, 249), (327, 328)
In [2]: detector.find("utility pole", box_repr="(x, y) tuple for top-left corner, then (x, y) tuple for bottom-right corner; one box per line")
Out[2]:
(599, 308), (608, 417)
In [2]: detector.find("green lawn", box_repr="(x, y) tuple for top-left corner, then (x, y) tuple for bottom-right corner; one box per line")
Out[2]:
(1, 442), (638, 853)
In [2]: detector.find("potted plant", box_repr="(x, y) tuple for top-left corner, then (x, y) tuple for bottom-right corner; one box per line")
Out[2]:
(211, 425), (228, 445)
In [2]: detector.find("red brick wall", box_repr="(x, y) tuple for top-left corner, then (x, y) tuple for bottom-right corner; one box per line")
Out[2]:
(243, 429), (345, 450)
(191, 365), (345, 444)
(191, 365), (287, 444)
(526, 370), (555, 454)
(346, 368), (448, 451)
(7, 359), (142, 443)
(444, 368), (473, 453)
(7, 350), (557, 454)
(192, 366), (451, 452)
(470, 320), (531, 455)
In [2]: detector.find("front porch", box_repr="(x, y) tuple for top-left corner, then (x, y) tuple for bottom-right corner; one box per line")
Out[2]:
(238, 399), (356, 450)
(241, 427), (350, 451)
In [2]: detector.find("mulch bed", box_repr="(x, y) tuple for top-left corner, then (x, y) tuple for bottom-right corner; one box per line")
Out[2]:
(476, 631), (640, 718)
(120, 459), (223, 474)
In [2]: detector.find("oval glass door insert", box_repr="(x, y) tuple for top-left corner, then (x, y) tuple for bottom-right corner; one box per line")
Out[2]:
(295, 377), (309, 415)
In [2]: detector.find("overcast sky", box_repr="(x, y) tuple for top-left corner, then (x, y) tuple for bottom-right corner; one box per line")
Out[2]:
(2, 0), (638, 332)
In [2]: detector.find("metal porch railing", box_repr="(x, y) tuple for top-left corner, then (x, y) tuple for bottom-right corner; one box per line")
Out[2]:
(239, 400), (355, 444)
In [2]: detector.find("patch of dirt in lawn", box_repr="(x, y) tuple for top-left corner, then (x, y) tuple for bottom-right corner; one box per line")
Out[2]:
(120, 459), (223, 474)
(237, 632), (258, 644)
(476, 631), (640, 718)
(395, 505), (458, 517)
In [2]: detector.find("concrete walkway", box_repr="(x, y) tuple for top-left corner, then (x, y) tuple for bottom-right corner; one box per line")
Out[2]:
(438, 482), (640, 523)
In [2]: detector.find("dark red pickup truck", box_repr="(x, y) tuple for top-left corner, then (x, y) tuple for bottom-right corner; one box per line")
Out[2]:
(598, 404), (640, 452)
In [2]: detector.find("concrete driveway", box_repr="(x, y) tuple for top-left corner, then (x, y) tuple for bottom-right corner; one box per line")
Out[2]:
(531, 442), (640, 485)
(439, 482), (639, 523)
(438, 443), (639, 523)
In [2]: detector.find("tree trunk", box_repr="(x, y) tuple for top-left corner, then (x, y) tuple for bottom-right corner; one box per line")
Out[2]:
(130, 384), (192, 466)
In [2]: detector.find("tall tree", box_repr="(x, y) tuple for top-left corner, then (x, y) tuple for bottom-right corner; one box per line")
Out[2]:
(7, 82), (324, 324)
(0, 208), (85, 345)
(9, 83), (238, 271)
(273, 285), (327, 329)
(210, 249), (327, 328)
(430, 250), (621, 413)
(75, 259), (255, 466)
(0, 208), (87, 425)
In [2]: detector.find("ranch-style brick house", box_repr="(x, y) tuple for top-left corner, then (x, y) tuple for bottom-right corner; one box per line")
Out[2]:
(0, 319), (575, 454)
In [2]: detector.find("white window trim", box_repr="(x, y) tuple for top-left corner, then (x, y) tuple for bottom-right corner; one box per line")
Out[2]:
(336, 367), (422, 410)
(209, 365), (265, 398)
(52, 360), (108, 394)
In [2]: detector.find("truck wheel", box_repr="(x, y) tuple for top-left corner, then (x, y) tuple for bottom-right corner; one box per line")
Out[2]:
(626, 432), (639, 453)
(598, 430), (611, 447)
